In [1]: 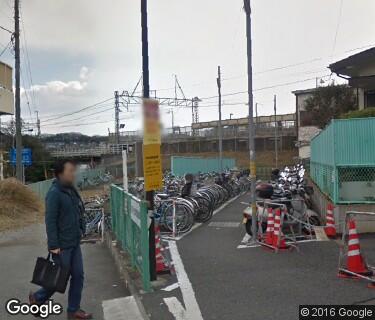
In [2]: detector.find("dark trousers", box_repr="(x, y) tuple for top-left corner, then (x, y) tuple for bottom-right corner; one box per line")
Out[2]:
(34, 245), (84, 313)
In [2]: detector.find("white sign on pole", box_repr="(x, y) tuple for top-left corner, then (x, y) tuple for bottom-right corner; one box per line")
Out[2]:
(122, 150), (128, 192)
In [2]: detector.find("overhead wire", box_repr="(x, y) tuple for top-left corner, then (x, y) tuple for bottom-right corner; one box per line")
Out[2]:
(0, 38), (12, 57)
(42, 105), (116, 127)
(41, 97), (114, 123)
(332, 0), (344, 55)
(20, 7), (38, 116)
(199, 74), (331, 101)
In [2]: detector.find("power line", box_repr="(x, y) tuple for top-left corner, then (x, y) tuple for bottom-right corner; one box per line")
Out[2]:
(20, 67), (33, 120)
(42, 105), (115, 127)
(0, 39), (12, 57)
(199, 74), (331, 101)
(41, 97), (114, 122)
(332, 0), (344, 55)
(46, 114), (135, 129)
(20, 8), (38, 115)
(0, 25), (13, 34)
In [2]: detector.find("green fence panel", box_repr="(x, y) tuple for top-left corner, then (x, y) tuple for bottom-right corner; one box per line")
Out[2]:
(28, 179), (53, 200)
(110, 185), (151, 292)
(28, 168), (106, 200)
(310, 117), (375, 204)
(171, 156), (236, 176)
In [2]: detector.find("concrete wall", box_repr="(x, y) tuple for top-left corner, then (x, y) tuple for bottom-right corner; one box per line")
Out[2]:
(309, 177), (375, 234)
(298, 126), (321, 159)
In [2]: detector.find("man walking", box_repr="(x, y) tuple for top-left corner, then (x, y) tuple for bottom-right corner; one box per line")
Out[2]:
(29, 159), (93, 319)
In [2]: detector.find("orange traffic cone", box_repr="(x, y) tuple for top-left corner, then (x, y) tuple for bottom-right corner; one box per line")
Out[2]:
(155, 225), (170, 274)
(272, 208), (288, 249)
(339, 219), (372, 278)
(264, 208), (274, 245)
(324, 203), (337, 238)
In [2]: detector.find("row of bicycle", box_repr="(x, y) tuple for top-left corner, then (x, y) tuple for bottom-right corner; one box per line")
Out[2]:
(155, 175), (251, 235)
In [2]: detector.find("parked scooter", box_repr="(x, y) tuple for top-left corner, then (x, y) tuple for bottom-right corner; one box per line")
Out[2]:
(242, 164), (320, 236)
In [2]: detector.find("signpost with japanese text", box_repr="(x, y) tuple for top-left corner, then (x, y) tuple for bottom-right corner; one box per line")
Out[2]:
(143, 99), (162, 191)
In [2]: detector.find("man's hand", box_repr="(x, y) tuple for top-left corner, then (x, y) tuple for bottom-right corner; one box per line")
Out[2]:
(50, 248), (61, 255)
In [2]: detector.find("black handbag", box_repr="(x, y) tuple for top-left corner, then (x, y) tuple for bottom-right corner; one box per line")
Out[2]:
(31, 253), (70, 294)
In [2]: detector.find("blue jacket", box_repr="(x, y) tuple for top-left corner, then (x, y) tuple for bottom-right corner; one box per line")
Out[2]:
(45, 179), (85, 250)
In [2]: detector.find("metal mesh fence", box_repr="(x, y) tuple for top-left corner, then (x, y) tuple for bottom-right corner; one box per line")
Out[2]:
(337, 166), (375, 203)
(310, 162), (335, 200)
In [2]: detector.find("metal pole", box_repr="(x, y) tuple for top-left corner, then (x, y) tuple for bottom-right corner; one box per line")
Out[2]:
(141, 0), (156, 282)
(122, 149), (128, 192)
(274, 94), (278, 168)
(255, 102), (258, 135)
(0, 151), (4, 181)
(244, 0), (257, 242)
(35, 111), (41, 137)
(170, 109), (174, 129)
(114, 91), (120, 145)
(217, 66), (223, 173)
(14, 0), (22, 181)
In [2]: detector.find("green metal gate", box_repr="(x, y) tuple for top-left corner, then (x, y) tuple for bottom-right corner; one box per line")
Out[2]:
(110, 184), (151, 291)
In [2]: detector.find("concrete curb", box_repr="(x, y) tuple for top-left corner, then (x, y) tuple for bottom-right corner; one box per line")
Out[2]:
(104, 233), (150, 320)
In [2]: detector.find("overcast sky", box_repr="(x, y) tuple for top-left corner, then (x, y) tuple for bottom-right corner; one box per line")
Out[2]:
(0, 0), (374, 135)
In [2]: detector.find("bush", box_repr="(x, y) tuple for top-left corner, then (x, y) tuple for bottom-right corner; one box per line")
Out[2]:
(0, 178), (43, 231)
(340, 107), (375, 119)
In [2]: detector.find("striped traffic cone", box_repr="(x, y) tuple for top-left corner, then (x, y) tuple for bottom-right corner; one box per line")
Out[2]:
(155, 225), (170, 274)
(339, 219), (372, 278)
(272, 208), (288, 249)
(264, 208), (274, 245)
(324, 203), (337, 238)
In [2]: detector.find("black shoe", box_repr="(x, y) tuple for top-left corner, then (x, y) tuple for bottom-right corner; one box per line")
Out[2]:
(67, 309), (93, 319)
(28, 291), (41, 318)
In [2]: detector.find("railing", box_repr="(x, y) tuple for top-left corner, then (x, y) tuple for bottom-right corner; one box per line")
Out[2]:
(110, 125), (296, 143)
(110, 184), (151, 292)
(28, 168), (106, 199)
(50, 144), (130, 158)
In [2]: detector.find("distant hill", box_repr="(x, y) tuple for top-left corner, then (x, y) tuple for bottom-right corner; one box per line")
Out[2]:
(41, 132), (107, 144)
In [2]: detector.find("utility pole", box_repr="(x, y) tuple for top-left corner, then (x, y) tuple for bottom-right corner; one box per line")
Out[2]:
(0, 116), (2, 180)
(14, 0), (22, 182)
(35, 111), (41, 137)
(274, 94), (278, 168)
(0, 151), (4, 181)
(168, 109), (174, 129)
(217, 66), (223, 173)
(114, 91), (120, 145)
(244, 0), (257, 241)
(141, 0), (156, 282)
(255, 102), (258, 134)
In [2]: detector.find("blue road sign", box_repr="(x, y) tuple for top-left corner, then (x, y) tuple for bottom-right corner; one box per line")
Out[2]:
(10, 148), (33, 166)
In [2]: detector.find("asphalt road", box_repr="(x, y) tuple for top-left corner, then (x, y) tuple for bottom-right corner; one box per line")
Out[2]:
(142, 192), (375, 320)
(0, 224), (130, 320)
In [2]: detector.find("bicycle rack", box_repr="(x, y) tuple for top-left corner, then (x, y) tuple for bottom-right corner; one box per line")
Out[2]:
(256, 199), (317, 253)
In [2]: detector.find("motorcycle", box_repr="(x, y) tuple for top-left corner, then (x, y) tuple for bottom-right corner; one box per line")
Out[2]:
(242, 164), (320, 236)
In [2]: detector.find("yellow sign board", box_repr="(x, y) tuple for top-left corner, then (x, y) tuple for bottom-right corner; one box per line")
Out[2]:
(143, 144), (162, 191)
(143, 99), (161, 145)
(143, 99), (162, 191)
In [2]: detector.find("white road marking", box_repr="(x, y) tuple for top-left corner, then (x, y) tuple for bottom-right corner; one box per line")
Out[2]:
(241, 233), (252, 244)
(162, 282), (180, 292)
(313, 226), (330, 241)
(237, 243), (261, 249)
(208, 221), (240, 228)
(164, 297), (188, 320)
(102, 296), (143, 320)
(164, 240), (204, 320)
